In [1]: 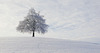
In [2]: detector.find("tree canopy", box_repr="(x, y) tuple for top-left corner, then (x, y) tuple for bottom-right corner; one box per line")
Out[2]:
(16, 8), (48, 37)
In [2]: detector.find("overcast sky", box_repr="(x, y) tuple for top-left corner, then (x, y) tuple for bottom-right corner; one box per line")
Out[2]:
(0, 0), (100, 43)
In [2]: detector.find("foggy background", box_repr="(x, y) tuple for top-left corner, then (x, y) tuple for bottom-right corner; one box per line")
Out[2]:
(0, 0), (100, 43)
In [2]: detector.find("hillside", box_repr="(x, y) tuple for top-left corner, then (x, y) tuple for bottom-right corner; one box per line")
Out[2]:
(0, 37), (100, 53)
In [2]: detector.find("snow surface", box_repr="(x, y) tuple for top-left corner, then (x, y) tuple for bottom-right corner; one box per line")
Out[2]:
(0, 37), (100, 53)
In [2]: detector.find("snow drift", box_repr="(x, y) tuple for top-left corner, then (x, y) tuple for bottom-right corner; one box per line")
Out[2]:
(0, 37), (100, 53)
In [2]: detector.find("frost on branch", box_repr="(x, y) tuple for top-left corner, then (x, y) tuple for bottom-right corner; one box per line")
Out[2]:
(16, 8), (48, 37)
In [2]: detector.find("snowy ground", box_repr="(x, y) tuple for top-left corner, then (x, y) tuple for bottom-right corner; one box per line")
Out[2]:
(0, 37), (100, 53)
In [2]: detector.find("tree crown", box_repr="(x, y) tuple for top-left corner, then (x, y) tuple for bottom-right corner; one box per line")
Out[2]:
(17, 8), (48, 34)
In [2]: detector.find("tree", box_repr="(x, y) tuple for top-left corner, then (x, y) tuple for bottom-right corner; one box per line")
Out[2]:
(16, 8), (48, 37)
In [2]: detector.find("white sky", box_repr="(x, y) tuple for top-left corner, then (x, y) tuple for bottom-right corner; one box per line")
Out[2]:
(0, 0), (100, 42)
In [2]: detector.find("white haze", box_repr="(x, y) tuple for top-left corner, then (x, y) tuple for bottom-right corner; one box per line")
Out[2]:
(0, 0), (100, 43)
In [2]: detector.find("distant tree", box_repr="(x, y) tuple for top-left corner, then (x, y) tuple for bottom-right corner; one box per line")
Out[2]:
(16, 8), (48, 37)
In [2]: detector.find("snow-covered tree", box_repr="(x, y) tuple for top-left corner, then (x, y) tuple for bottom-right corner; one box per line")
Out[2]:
(16, 8), (48, 37)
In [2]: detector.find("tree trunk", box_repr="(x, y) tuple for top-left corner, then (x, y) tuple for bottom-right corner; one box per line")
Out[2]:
(32, 31), (35, 37)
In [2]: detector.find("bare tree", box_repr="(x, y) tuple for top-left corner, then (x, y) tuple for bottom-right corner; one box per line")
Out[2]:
(16, 8), (48, 37)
